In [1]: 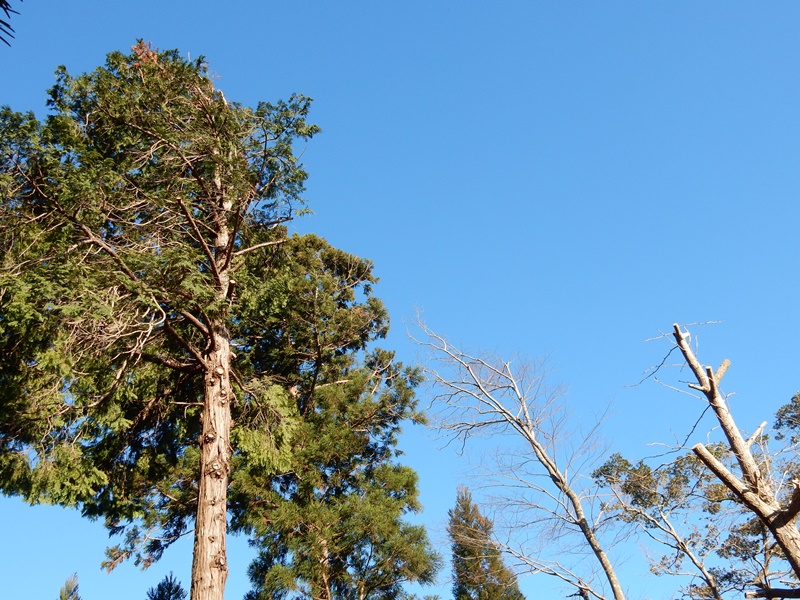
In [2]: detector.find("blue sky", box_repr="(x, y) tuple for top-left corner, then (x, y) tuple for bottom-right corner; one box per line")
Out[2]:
(3, 2), (800, 599)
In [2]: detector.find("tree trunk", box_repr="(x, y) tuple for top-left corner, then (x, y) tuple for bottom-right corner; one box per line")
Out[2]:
(673, 324), (800, 582)
(416, 323), (625, 600)
(769, 518), (800, 580)
(541, 444), (625, 600)
(190, 154), (235, 600)
(190, 330), (233, 600)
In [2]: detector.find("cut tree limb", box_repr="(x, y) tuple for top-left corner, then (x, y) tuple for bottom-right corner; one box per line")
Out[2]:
(674, 323), (800, 581)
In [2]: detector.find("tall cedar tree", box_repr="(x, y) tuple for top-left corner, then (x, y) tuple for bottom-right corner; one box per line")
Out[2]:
(0, 42), (320, 600)
(447, 487), (524, 600)
(231, 235), (440, 600)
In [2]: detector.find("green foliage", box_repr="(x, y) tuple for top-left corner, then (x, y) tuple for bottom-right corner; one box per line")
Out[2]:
(238, 351), (440, 600)
(774, 392), (800, 443)
(2, 42), (435, 600)
(58, 573), (81, 600)
(447, 487), (524, 600)
(0, 41), (318, 566)
(234, 236), (439, 599)
(593, 448), (733, 517)
(594, 430), (797, 599)
(146, 572), (188, 600)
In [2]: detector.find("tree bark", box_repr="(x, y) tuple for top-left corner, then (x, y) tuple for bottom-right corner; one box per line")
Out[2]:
(527, 429), (625, 600)
(190, 331), (233, 600)
(416, 323), (625, 600)
(191, 170), (235, 600)
(673, 324), (800, 581)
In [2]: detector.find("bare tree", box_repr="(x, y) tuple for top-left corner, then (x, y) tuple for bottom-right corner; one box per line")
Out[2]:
(414, 322), (625, 600)
(669, 323), (800, 599)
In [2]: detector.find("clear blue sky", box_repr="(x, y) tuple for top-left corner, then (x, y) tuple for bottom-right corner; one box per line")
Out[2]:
(3, 2), (800, 599)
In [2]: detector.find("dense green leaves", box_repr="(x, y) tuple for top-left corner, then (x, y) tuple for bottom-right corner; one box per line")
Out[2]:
(233, 240), (441, 598)
(1, 42), (435, 600)
(226, 233), (438, 599)
(0, 42), (316, 530)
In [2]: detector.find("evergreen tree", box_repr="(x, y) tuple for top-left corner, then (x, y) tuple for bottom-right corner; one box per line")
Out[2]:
(447, 487), (524, 600)
(1, 41), (436, 600)
(234, 235), (440, 600)
(58, 574), (81, 600)
(146, 572), (188, 600)
(0, 41), (317, 600)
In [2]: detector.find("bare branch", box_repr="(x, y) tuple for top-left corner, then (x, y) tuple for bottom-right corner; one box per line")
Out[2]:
(413, 320), (625, 600)
(139, 352), (201, 373)
(746, 422), (768, 449)
(672, 323), (800, 584)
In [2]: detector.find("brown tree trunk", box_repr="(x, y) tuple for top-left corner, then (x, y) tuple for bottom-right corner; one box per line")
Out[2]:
(189, 156), (237, 600)
(190, 331), (233, 600)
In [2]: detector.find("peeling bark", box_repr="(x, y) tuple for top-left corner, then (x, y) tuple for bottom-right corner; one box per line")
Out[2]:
(191, 165), (235, 600)
(190, 333), (233, 600)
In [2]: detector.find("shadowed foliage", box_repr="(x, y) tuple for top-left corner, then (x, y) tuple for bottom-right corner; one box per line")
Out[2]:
(0, 0), (21, 45)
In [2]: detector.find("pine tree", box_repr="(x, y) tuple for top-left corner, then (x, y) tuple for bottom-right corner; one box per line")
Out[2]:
(146, 572), (188, 600)
(447, 487), (524, 600)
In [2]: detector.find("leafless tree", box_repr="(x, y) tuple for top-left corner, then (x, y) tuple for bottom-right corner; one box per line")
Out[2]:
(414, 322), (625, 600)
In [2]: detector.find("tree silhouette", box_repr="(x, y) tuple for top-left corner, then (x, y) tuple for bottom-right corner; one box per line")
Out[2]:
(146, 572), (188, 600)
(0, 0), (21, 45)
